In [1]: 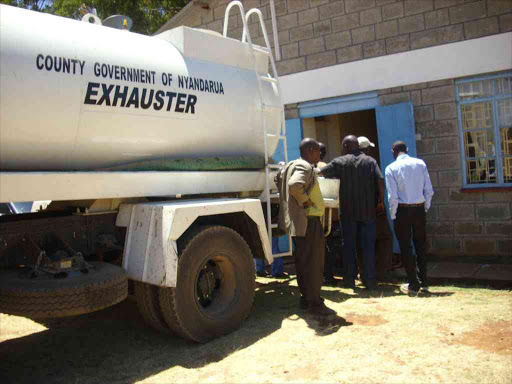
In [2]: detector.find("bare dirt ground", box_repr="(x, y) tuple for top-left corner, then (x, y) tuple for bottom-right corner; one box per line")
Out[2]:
(1, 278), (511, 384)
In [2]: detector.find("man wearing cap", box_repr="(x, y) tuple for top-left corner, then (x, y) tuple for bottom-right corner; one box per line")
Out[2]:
(357, 137), (394, 282)
(317, 142), (328, 169)
(385, 141), (434, 295)
(320, 135), (385, 290)
(358, 136), (375, 152)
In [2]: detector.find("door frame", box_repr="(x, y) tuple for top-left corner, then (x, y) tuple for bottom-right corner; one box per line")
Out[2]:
(298, 91), (380, 119)
(295, 93), (419, 255)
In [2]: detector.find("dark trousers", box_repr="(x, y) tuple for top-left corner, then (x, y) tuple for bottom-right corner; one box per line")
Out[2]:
(376, 214), (393, 278)
(324, 221), (342, 281)
(357, 214), (393, 280)
(393, 205), (427, 291)
(254, 238), (284, 275)
(293, 217), (325, 307)
(342, 219), (376, 287)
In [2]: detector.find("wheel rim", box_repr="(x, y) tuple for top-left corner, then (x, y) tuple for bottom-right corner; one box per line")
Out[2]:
(194, 252), (236, 319)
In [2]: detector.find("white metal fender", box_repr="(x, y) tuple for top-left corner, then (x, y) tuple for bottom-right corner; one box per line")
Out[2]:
(116, 198), (272, 287)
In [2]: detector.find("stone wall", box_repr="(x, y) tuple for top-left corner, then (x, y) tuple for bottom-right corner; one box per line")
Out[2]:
(175, 0), (512, 76)
(168, 1), (512, 259)
(379, 77), (512, 258)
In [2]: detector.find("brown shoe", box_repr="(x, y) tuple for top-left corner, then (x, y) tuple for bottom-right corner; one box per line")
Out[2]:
(307, 303), (336, 317)
(300, 297), (325, 310)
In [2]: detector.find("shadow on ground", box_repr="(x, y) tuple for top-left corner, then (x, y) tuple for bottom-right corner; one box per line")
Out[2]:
(0, 276), (458, 384)
(254, 278), (353, 335)
(0, 278), (349, 384)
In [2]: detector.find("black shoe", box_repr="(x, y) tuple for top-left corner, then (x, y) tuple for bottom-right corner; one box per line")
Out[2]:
(377, 272), (399, 283)
(343, 280), (355, 289)
(364, 279), (377, 290)
(307, 303), (336, 317)
(420, 286), (430, 293)
(256, 271), (267, 278)
(323, 278), (338, 287)
(271, 273), (287, 279)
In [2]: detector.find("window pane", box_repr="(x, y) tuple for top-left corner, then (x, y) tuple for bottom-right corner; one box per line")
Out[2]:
(466, 159), (497, 184)
(497, 98), (512, 128)
(464, 130), (495, 158)
(458, 76), (512, 185)
(503, 157), (512, 183)
(457, 79), (493, 100)
(499, 101), (512, 183)
(496, 77), (512, 96)
(461, 102), (493, 130)
(501, 127), (512, 155)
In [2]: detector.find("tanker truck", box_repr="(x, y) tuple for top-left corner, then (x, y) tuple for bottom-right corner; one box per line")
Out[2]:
(0, 1), (338, 342)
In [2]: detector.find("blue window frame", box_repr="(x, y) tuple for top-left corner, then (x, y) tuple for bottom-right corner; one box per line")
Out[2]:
(456, 73), (512, 188)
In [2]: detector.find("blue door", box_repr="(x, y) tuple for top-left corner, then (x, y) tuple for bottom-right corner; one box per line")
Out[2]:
(375, 102), (417, 253)
(273, 118), (302, 163)
(273, 118), (303, 252)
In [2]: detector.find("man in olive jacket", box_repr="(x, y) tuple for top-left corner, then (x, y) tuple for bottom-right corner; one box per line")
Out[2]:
(275, 138), (336, 317)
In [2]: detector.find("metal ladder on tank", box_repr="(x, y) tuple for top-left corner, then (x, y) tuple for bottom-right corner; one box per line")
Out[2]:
(223, 1), (293, 259)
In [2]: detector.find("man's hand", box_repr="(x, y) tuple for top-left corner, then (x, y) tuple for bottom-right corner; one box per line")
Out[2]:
(303, 199), (314, 208)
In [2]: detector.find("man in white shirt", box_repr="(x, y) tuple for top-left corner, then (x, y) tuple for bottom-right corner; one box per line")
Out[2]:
(385, 141), (434, 295)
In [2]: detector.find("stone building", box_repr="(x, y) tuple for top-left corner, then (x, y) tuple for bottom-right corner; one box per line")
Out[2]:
(159, 0), (512, 260)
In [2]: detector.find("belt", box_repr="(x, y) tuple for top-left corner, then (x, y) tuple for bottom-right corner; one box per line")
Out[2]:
(398, 203), (424, 207)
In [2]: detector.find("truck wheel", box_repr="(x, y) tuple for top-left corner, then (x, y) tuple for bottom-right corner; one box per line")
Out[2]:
(0, 262), (128, 319)
(134, 281), (172, 334)
(159, 225), (256, 343)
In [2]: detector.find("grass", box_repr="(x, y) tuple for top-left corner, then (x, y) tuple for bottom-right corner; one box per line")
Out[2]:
(0, 277), (511, 384)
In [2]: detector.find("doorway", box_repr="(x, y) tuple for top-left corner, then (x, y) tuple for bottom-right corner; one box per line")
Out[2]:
(303, 109), (381, 167)
(287, 97), (418, 254)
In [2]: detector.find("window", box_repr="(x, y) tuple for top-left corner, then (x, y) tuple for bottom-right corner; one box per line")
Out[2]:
(457, 74), (512, 187)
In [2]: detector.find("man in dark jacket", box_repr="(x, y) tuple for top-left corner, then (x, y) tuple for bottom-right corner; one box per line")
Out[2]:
(320, 135), (385, 290)
(357, 136), (394, 282)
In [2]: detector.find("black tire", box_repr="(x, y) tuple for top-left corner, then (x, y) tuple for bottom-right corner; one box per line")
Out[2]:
(0, 262), (128, 319)
(159, 225), (256, 343)
(134, 281), (171, 334)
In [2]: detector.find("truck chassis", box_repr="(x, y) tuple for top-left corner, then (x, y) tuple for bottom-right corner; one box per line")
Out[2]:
(0, 197), (271, 343)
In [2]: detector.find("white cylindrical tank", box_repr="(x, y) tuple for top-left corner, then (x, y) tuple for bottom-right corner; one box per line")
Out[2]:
(0, 5), (282, 171)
